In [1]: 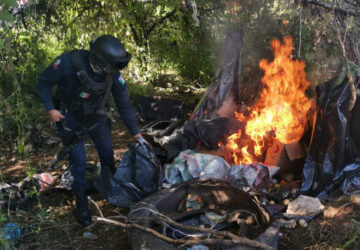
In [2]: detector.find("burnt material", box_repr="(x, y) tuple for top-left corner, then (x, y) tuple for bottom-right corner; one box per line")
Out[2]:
(182, 117), (242, 150)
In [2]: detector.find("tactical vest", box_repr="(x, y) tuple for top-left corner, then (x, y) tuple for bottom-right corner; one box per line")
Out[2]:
(58, 50), (113, 119)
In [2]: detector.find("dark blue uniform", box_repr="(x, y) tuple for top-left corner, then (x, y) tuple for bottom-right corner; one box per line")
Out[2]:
(37, 50), (139, 192)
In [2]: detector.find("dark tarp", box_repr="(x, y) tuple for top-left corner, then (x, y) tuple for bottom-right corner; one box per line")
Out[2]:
(94, 142), (162, 207)
(301, 74), (360, 197)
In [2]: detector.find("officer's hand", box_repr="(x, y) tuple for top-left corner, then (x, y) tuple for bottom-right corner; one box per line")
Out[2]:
(48, 109), (65, 122)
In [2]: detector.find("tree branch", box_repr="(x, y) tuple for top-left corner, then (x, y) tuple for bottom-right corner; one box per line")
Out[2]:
(93, 216), (273, 250)
(306, 0), (360, 17)
(118, 0), (141, 46)
(144, 8), (177, 39)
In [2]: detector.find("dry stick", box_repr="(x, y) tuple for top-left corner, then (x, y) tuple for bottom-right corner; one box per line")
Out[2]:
(333, 202), (353, 217)
(132, 202), (263, 236)
(21, 223), (76, 238)
(134, 214), (248, 242)
(307, 0), (360, 17)
(60, 225), (73, 247)
(87, 196), (104, 218)
(108, 215), (128, 220)
(333, 10), (347, 58)
(93, 217), (273, 250)
(298, 12), (302, 58)
(352, 29), (360, 65)
(7, 192), (12, 218)
(332, 4), (356, 70)
(342, 12), (349, 51)
(145, 209), (258, 240)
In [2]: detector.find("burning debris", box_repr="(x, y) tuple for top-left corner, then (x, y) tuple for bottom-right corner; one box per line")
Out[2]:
(91, 29), (360, 250)
(223, 36), (312, 165)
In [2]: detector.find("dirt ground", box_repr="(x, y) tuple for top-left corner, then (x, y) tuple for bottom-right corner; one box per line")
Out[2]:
(0, 116), (133, 249)
(0, 115), (360, 250)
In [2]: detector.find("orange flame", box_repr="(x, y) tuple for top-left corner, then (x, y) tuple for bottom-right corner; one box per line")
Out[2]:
(224, 36), (312, 165)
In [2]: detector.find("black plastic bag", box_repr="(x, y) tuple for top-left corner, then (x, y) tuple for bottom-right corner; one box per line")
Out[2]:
(0, 179), (40, 211)
(301, 74), (360, 197)
(94, 142), (162, 207)
(317, 158), (360, 198)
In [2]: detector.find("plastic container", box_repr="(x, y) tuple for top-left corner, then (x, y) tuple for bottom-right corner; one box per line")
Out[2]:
(0, 223), (21, 249)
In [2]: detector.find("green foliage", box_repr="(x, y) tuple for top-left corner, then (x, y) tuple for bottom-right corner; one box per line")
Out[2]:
(1, 0), (17, 7)
(0, 0), (357, 153)
(341, 220), (360, 249)
(0, 214), (8, 224)
(126, 80), (152, 103)
(0, 10), (14, 22)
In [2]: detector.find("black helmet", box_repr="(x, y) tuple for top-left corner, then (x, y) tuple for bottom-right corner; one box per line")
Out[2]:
(89, 35), (132, 72)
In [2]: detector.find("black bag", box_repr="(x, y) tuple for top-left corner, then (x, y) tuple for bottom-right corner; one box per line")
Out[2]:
(301, 74), (360, 197)
(94, 142), (162, 207)
(0, 180), (38, 211)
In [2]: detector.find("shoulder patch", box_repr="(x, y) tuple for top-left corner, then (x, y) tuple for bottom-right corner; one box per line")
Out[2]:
(119, 74), (126, 85)
(53, 58), (61, 70)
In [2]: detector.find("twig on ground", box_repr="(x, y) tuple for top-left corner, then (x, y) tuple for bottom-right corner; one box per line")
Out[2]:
(93, 216), (273, 250)
(298, 12), (302, 58)
(108, 215), (128, 220)
(88, 196), (104, 218)
(21, 223), (76, 238)
(7, 192), (12, 218)
(130, 202), (263, 239)
(60, 225), (73, 246)
(334, 202), (353, 217)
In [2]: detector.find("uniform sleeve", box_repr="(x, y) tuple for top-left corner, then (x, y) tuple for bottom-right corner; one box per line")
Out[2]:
(112, 73), (140, 136)
(37, 55), (66, 111)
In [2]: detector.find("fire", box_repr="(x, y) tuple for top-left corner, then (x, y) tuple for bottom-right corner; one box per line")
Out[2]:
(225, 36), (312, 165)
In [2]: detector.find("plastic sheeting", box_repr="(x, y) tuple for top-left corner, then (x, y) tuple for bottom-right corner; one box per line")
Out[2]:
(301, 74), (360, 197)
(229, 163), (280, 191)
(334, 159), (360, 194)
(160, 30), (244, 161)
(165, 150), (230, 184)
(317, 158), (360, 198)
(192, 29), (243, 120)
(164, 150), (279, 191)
(94, 142), (161, 207)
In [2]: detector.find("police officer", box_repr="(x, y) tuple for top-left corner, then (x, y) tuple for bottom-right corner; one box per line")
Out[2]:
(37, 35), (146, 226)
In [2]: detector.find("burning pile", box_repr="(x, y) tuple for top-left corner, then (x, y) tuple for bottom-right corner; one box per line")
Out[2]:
(223, 36), (312, 165)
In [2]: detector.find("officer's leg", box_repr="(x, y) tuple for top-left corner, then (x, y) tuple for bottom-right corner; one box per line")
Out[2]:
(90, 117), (116, 173)
(69, 142), (87, 192)
(57, 112), (91, 226)
(69, 142), (92, 226)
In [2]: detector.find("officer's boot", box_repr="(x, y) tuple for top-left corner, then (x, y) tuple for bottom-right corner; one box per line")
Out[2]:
(74, 191), (92, 227)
